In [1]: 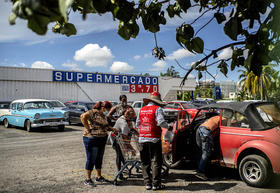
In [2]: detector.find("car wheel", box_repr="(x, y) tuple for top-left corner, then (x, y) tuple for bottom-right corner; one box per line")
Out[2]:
(3, 119), (10, 128)
(25, 120), (32, 132)
(163, 152), (183, 169)
(58, 125), (65, 131)
(239, 154), (272, 187)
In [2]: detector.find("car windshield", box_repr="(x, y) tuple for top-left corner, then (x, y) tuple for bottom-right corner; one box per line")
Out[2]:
(86, 103), (95, 110)
(181, 102), (197, 109)
(49, 101), (65, 107)
(256, 104), (280, 129)
(24, 101), (52, 109)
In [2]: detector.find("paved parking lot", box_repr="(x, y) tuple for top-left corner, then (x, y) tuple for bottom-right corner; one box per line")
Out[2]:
(0, 125), (279, 193)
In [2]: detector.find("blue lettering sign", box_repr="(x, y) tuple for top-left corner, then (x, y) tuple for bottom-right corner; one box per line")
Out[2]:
(53, 71), (158, 85)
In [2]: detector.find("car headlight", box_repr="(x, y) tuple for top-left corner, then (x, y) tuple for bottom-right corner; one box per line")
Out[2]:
(64, 112), (69, 118)
(34, 113), (40, 119)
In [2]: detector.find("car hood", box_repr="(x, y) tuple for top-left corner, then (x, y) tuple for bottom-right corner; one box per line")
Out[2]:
(22, 109), (65, 118)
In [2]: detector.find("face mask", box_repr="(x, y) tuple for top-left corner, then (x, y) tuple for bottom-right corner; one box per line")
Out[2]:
(121, 101), (127, 107)
(103, 111), (108, 116)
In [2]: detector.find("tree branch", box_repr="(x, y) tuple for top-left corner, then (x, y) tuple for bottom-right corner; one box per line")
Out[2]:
(195, 16), (215, 36)
(174, 59), (189, 71)
(180, 41), (246, 86)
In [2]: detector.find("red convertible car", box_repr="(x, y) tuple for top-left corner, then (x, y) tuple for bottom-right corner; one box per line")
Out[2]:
(161, 101), (280, 187)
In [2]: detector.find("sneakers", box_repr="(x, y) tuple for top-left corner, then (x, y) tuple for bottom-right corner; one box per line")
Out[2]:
(195, 172), (208, 181)
(152, 184), (165, 191)
(145, 184), (152, 190)
(84, 179), (96, 187)
(95, 176), (108, 183)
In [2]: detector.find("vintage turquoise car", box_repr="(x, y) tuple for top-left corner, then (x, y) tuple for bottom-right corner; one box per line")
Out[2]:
(0, 99), (69, 132)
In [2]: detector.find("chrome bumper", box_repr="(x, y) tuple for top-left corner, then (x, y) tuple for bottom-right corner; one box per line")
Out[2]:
(31, 121), (69, 128)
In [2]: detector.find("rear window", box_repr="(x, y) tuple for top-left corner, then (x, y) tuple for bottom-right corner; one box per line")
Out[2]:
(182, 103), (197, 109)
(256, 104), (280, 128)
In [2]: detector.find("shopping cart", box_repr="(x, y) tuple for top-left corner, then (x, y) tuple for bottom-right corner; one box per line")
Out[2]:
(112, 129), (169, 185)
(113, 130), (142, 185)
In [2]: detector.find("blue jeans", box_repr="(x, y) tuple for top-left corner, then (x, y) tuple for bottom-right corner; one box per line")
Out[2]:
(83, 136), (107, 171)
(196, 126), (213, 173)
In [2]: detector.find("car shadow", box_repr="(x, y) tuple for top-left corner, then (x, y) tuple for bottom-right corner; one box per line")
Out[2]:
(13, 126), (81, 133)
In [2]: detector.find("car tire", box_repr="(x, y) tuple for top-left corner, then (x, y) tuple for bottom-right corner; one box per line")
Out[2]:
(3, 119), (10, 128)
(25, 120), (32, 132)
(163, 152), (183, 169)
(58, 125), (65, 131)
(239, 154), (272, 187)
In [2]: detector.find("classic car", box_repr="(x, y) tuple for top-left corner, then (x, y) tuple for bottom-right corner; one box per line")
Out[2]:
(0, 99), (69, 132)
(48, 100), (68, 110)
(0, 101), (11, 119)
(66, 101), (96, 125)
(161, 101), (280, 187)
(165, 100), (208, 118)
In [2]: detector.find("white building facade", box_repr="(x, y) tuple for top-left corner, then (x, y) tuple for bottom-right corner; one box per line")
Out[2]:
(0, 66), (196, 102)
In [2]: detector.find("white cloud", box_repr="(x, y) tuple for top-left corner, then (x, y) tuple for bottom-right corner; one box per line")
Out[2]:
(19, 63), (26, 67)
(166, 49), (194, 60)
(218, 47), (232, 60)
(110, 61), (133, 73)
(74, 44), (114, 67)
(144, 53), (152, 58)
(150, 60), (167, 72)
(133, 55), (141, 60)
(62, 62), (82, 71)
(31, 61), (54, 69)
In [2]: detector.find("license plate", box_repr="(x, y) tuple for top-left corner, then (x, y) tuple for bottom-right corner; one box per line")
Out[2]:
(49, 122), (58, 126)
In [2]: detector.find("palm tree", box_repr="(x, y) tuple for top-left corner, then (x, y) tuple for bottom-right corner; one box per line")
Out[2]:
(238, 64), (274, 100)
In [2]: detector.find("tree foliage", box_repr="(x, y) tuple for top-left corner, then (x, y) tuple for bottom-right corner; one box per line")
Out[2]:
(8, 0), (280, 83)
(160, 65), (180, 77)
(238, 63), (276, 100)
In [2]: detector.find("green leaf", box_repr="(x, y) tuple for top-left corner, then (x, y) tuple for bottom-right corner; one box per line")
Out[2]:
(198, 71), (202, 79)
(61, 23), (77, 37)
(224, 17), (242, 40)
(28, 14), (50, 35)
(9, 12), (17, 25)
(214, 13), (226, 24)
(191, 37), (204, 53)
(177, 0), (191, 12)
(92, 0), (110, 13)
(218, 60), (228, 77)
(59, 0), (74, 22)
(118, 21), (139, 40)
(167, 5), (175, 18)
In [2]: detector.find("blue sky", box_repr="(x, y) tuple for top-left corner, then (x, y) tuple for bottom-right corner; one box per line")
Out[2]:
(0, 1), (242, 83)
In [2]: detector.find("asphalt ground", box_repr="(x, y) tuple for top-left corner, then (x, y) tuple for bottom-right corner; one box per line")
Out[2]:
(0, 124), (279, 193)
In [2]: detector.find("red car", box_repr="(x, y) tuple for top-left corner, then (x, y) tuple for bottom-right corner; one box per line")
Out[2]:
(161, 101), (280, 187)
(165, 101), (207, 118)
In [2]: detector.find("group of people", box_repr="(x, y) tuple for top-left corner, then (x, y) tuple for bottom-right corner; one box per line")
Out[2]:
(80, 91), (223, 190)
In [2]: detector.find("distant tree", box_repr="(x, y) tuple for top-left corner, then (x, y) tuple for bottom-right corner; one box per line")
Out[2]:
(7, 0), (280, 83)
(177, 91), (193, 101)
(160, 66), (180, 77)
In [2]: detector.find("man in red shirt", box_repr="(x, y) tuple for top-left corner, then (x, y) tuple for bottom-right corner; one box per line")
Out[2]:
(136, 92), (171, 190)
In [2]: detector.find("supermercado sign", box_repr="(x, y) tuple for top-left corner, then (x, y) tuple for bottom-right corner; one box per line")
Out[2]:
(53, 71), (158, 85)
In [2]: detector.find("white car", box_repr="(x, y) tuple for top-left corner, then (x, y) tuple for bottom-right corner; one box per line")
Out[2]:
(0, 101), (11, 119)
